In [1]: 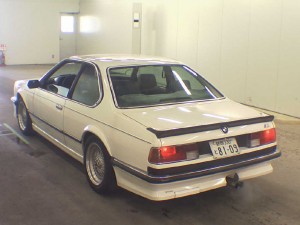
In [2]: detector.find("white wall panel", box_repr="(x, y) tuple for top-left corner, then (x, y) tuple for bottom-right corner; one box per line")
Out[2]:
(0, 0), (79, 65)
(140, 0), (299, 117)
(219, 0), (251, 102)
(276, 1), (300, 117)
(176, 1), (199, 68)
(140, 2), (157, 55)
(196, 0), (223, 88)
(77, 0), (132, 55)
(152, 0), (179, 59)
(245, 0), (282, 111)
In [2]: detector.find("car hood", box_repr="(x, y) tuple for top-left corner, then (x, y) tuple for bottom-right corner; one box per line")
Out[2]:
(122, 99), (266, 131)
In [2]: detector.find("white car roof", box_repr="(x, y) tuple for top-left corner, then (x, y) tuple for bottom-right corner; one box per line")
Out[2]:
(69, 54), (182, 67)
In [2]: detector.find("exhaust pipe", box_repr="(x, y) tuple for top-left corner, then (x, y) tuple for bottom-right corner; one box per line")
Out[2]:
(226, 173), (243, 189)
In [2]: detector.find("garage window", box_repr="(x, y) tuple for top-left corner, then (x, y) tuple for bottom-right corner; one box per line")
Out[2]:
(61, 15), (75, 33)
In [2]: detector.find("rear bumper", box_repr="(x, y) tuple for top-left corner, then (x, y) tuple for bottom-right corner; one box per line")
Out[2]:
(112, 146), (280, 184)
(114, 161), (275, 201)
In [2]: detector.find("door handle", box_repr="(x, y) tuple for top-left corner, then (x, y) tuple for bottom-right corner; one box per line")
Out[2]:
(56, 104), (63, 110)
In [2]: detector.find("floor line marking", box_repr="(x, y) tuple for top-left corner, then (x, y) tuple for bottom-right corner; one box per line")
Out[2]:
(0, 133), (14, 137)
(3, 123), (29, 145)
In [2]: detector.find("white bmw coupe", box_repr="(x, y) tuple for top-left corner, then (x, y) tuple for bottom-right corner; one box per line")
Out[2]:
(12, 55), (280, 201)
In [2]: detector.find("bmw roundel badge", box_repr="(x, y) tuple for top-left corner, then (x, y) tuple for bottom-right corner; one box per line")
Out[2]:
(221, 126), (229, 134)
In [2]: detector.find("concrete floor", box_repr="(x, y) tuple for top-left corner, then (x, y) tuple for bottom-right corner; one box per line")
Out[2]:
(0, 65), (300, 225)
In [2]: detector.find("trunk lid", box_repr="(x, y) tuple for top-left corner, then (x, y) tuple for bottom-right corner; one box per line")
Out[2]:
(122, 99), (266, 131)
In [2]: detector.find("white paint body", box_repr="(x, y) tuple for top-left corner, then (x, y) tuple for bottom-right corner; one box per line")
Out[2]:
(13, 55), (280, 201)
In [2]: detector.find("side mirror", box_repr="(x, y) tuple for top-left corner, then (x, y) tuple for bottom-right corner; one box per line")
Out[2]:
(27, 80), (40, 89)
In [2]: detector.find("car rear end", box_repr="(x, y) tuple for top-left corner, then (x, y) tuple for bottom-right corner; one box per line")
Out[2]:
(103, 58), (280, 200)
(148, 114), (278, 174)
(114, 114), (279, 201)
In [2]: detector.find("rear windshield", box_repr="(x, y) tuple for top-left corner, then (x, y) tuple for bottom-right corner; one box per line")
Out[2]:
(108, 65), (223, 107)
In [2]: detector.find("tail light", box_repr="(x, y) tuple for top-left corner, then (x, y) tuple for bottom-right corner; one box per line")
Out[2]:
(250, 128), (276, 147)
(148, 144), (199, 164)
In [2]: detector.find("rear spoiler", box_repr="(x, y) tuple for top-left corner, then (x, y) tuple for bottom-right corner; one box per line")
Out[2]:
(147, 115), (274, 138)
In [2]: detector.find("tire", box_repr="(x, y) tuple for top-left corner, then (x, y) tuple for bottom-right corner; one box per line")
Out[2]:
(84, 136), (116, 194)
(17, 98), (33, 135)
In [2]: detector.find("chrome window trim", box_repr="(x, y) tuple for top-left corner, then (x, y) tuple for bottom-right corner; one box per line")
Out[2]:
(38, 59), (104, 108)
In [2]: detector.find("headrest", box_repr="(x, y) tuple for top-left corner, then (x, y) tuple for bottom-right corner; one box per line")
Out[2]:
(139, 74), (157, 90)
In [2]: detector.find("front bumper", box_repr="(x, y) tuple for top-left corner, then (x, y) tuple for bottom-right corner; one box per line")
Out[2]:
(11, 96), (18, 118)
(11, 96), (17, 105)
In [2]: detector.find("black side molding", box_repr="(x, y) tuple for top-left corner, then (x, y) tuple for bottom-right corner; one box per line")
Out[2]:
(147, 115), (274, 138)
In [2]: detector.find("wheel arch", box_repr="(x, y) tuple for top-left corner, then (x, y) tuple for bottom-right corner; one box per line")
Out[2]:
(15, 92), (33, 135)
(16, 93), (22, 106)
(82, 126), (117, 193)
(16, 92), (28, 109)
(81, 126), (112, 157)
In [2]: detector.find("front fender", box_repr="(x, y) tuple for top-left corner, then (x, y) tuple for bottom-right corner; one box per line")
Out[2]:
(12, 80), (33, 113)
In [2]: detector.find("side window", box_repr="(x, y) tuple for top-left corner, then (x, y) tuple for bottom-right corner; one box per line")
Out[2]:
(43, 62), (81, 97)
(71, 64), (100, 106)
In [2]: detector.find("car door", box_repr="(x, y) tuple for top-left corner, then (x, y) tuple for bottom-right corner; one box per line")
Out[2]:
(63, 63), (101, 156)
(33, 61), (82, 144)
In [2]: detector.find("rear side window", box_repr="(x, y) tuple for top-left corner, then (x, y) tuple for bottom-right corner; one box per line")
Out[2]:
(71, 64), (100, 106)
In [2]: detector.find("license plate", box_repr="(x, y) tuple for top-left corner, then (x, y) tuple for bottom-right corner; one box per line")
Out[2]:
(209, 137), (240, 159)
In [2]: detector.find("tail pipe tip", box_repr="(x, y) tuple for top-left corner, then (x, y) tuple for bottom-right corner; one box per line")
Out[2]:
(226, 173), (244, 189)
